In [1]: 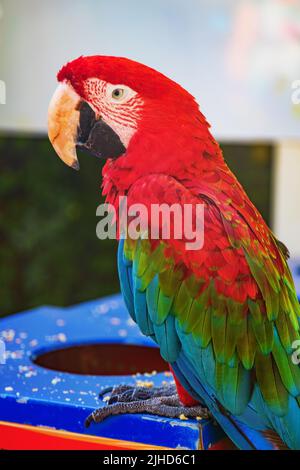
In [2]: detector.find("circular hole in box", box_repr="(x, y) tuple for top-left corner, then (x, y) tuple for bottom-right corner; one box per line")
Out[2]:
(33, 343), (168, 376)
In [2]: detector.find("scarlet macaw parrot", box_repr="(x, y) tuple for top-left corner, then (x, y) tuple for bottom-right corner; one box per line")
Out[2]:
(48, 56), (300, 450)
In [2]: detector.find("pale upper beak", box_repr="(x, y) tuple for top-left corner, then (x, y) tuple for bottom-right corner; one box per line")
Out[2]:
(48, 83), (81, 170)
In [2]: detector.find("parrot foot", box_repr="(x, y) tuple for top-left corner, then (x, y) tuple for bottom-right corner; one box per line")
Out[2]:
(98, 382), (178, 402)
(85, 383), (210, 427)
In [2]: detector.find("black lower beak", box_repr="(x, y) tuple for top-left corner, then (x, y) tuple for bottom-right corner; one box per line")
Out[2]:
(76, 101), (126, 160)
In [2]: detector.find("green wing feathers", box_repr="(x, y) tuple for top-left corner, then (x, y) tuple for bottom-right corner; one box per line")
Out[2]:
(122, 216), (300, 418)
(122, 171), (300, 419)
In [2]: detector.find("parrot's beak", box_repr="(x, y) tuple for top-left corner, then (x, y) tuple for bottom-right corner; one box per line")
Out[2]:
(48, 83), (81, 170)
(48, 83), (126, 170)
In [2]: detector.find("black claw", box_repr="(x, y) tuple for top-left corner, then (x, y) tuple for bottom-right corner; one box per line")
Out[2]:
(99, 386), (114, 399)
(84, 413), (94, 428)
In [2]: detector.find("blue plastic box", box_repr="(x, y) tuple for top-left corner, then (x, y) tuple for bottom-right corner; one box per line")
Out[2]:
(0, 294), (227, 450)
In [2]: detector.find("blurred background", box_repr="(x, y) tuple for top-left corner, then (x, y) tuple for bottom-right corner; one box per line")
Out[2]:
(0, 0), (299, 316)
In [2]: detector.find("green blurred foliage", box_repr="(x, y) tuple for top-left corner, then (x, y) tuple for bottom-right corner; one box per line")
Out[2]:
(0, 136), (119, 317)
(0, 136), (272, 317)
(221, 143), (273, 226)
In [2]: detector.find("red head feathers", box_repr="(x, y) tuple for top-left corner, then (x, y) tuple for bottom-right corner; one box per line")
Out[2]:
(52, 55), (223, 192)
(58, 55), (193, 101)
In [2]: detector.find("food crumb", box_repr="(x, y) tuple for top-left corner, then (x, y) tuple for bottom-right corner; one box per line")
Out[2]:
(179, 414), (188, 420)
(51, 377), (61, 386)
(135, 380), (154, 388)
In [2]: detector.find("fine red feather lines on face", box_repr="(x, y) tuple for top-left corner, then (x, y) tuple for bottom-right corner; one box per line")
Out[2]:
(82, 78), (144, 147)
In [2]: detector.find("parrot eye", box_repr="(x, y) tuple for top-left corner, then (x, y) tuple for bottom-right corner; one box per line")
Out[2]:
(111, 88), (125, 101)
(106, 83), (138, 106)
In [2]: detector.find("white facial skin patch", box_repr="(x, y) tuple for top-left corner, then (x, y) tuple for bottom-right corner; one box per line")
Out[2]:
(83, 78), (144, 147)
